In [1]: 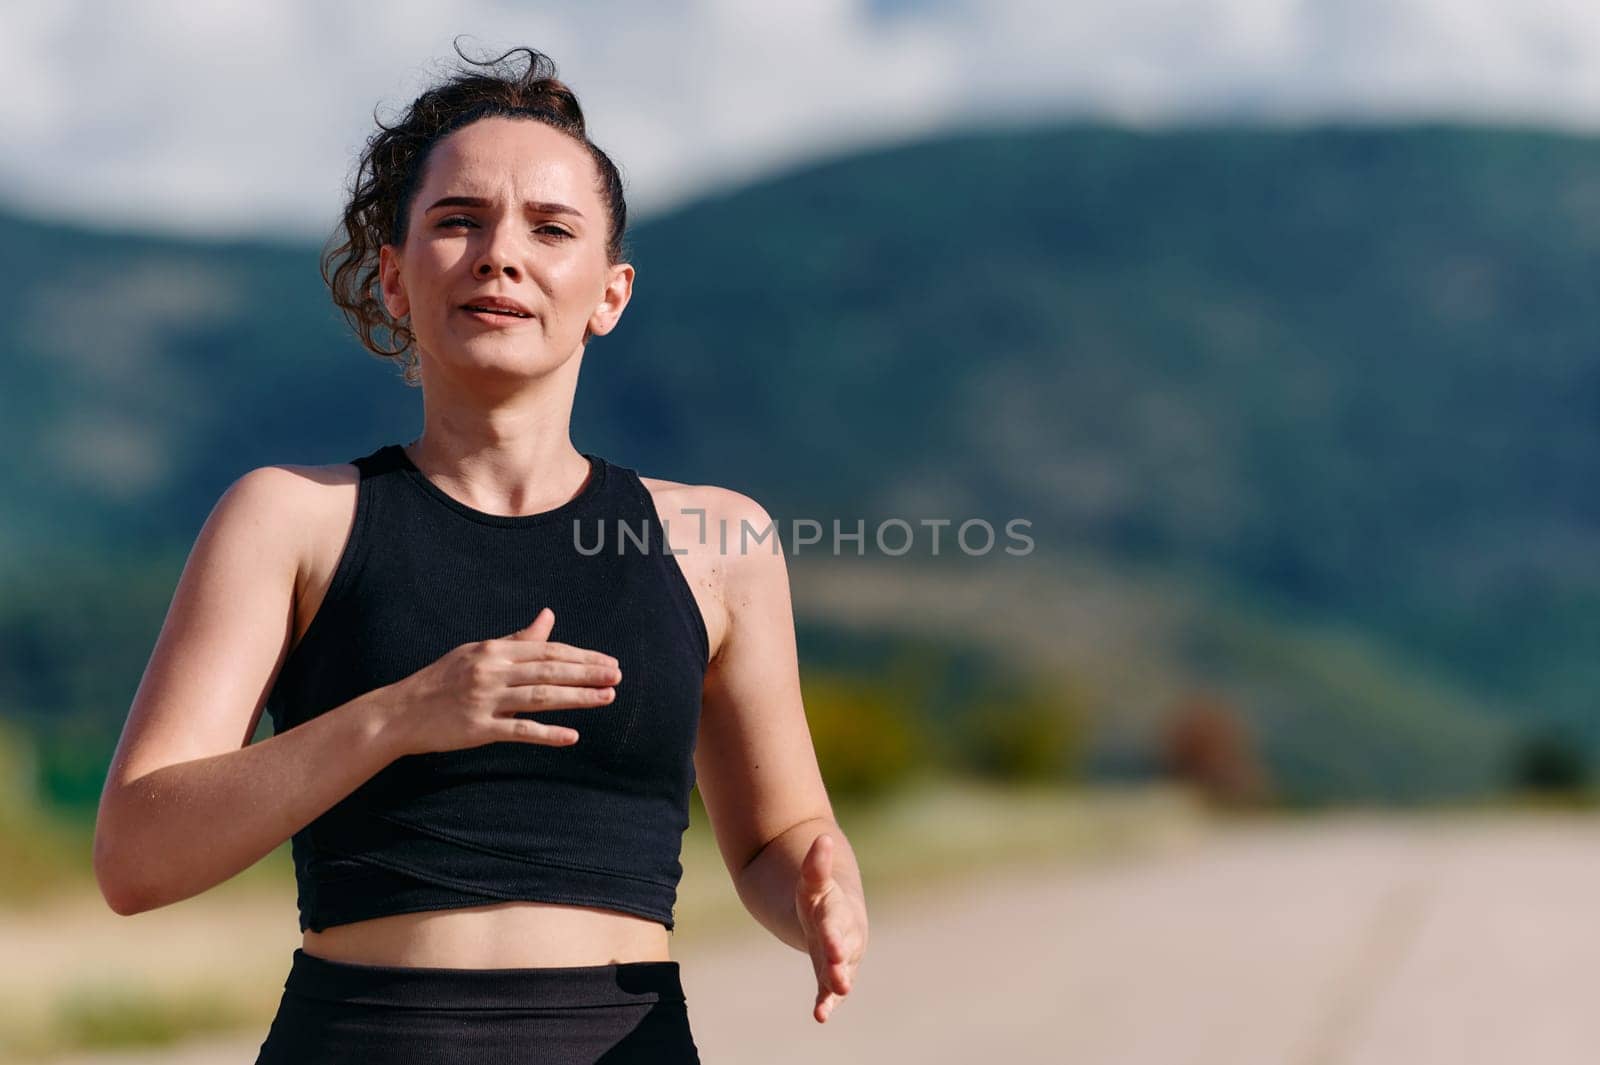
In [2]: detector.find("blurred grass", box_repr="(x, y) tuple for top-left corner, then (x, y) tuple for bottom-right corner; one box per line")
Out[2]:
(0, 775), (1206, 1061)
(0, 807), (86, 906)
(6, 983), (266, 1061)
(5, 773), (1596, 1061)
(672, 772), (1208, 938)
(0, 719), (92, 907)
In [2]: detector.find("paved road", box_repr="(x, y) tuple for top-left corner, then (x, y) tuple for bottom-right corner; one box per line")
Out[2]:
(36, 813), (1600, 1065)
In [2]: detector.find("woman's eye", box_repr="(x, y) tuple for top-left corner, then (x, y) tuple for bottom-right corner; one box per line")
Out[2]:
(436, 218), (568, 238)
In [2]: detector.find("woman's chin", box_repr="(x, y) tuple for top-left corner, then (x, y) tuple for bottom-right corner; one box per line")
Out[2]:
(433, 339), (571, 378)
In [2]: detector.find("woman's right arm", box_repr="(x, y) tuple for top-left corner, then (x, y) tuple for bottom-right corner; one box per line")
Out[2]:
(94, 464), (624, 917)
(92, 464), (403, 915)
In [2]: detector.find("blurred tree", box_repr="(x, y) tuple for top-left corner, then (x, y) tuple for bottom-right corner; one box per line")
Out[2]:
(1508, 726), (1593, 797)
(799, 668), (927, 801)
(0, 718), (83, 901)
(0, 718), (41, 812)
(950, 670), (1088, 785)
(1159, 689), (1274, 807)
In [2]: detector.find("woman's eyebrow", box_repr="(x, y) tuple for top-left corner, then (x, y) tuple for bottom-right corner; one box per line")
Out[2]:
(425, 195), (584, 218)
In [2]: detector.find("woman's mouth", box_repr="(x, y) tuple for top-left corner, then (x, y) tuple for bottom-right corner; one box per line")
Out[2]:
(459, 304), (535, 326)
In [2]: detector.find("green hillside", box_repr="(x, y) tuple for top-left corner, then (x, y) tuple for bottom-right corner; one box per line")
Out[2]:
(2, 121), (1595, 802)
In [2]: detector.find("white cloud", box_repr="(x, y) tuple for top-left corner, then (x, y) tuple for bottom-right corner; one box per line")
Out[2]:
(4, 0), (1600, 239)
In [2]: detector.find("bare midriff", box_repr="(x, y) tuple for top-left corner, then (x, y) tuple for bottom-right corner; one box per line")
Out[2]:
(300, 900), (673, 968)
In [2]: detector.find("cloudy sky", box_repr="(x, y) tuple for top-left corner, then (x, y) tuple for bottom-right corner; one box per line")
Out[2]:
(6, 0), (1600, 239)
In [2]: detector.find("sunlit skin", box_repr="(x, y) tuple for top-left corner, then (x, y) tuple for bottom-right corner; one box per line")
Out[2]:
(364, 115), (867, 1022)
(798, 833), (867, 1022)
(378, 116), (630, 417)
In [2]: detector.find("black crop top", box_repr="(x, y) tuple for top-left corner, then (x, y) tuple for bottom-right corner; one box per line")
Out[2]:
(264, 443), (709, 933)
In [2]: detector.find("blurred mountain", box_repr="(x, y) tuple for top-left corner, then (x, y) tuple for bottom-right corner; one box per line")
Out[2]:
(3, 122), (1596, 801)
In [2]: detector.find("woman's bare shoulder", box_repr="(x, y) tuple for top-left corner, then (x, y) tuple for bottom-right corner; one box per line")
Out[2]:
(636, 475), (781, 663)
(231, 459), (360, 542)
(227, 461), (364, 639)
(636, 475), (775, 538)
(266, 458), (361, 486)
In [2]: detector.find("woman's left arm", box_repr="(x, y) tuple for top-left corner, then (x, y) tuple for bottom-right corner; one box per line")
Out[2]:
(691, 490), (870, 1024)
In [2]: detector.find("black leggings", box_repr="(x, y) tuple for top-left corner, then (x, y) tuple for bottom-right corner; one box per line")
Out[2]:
(254, 948), (701, 1064)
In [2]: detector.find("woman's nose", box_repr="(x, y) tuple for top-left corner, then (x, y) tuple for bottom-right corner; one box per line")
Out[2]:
(473, 228), (521, 280)
(475, 256), (520, 280)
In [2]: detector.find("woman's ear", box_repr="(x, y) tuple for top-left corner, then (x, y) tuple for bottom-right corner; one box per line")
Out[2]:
(379, 244), (410, 319)
(586, 261), (634, 339)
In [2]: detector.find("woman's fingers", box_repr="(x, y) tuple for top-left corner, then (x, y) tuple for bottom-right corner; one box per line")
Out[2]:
(503, 659), (622, 688)
(797, 860), (868, 1024)
(815, 988), (840, 1023)
(498, 683), (617, 714)
(811, 950), (851, 1022)
(437, 614), (625, 745)
(498, 715), (581, 746)
(801, 892), (863, 1022)
(814, 914), (856, 990)
(495, 641), (623, 719)
(496, 638), (620, 668)
(505, 607), (557, 643)
(800, 833), (834, 894)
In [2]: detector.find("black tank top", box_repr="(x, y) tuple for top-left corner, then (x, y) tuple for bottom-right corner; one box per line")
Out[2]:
(264, 443), (709, 934)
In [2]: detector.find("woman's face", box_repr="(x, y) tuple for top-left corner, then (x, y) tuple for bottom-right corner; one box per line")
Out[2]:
(378, 115), (632, 381)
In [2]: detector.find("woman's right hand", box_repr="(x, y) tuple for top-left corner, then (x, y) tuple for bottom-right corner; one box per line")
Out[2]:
(380, 607), (620, 756)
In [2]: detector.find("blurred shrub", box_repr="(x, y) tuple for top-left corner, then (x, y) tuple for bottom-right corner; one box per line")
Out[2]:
(800, 669), (927, 801)
(0, 719), (90, 900)
(0, 717), (40, 812)
(34, 713), (121, 812)
(47, 982), (257, 1054)
(948, 671), (1088, 784)
(1508, 727), (1593, 798)
(1158, 689), (1274, 807)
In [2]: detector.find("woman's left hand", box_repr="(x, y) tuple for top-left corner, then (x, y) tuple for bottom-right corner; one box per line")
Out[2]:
(794, 832), (869, 1023)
